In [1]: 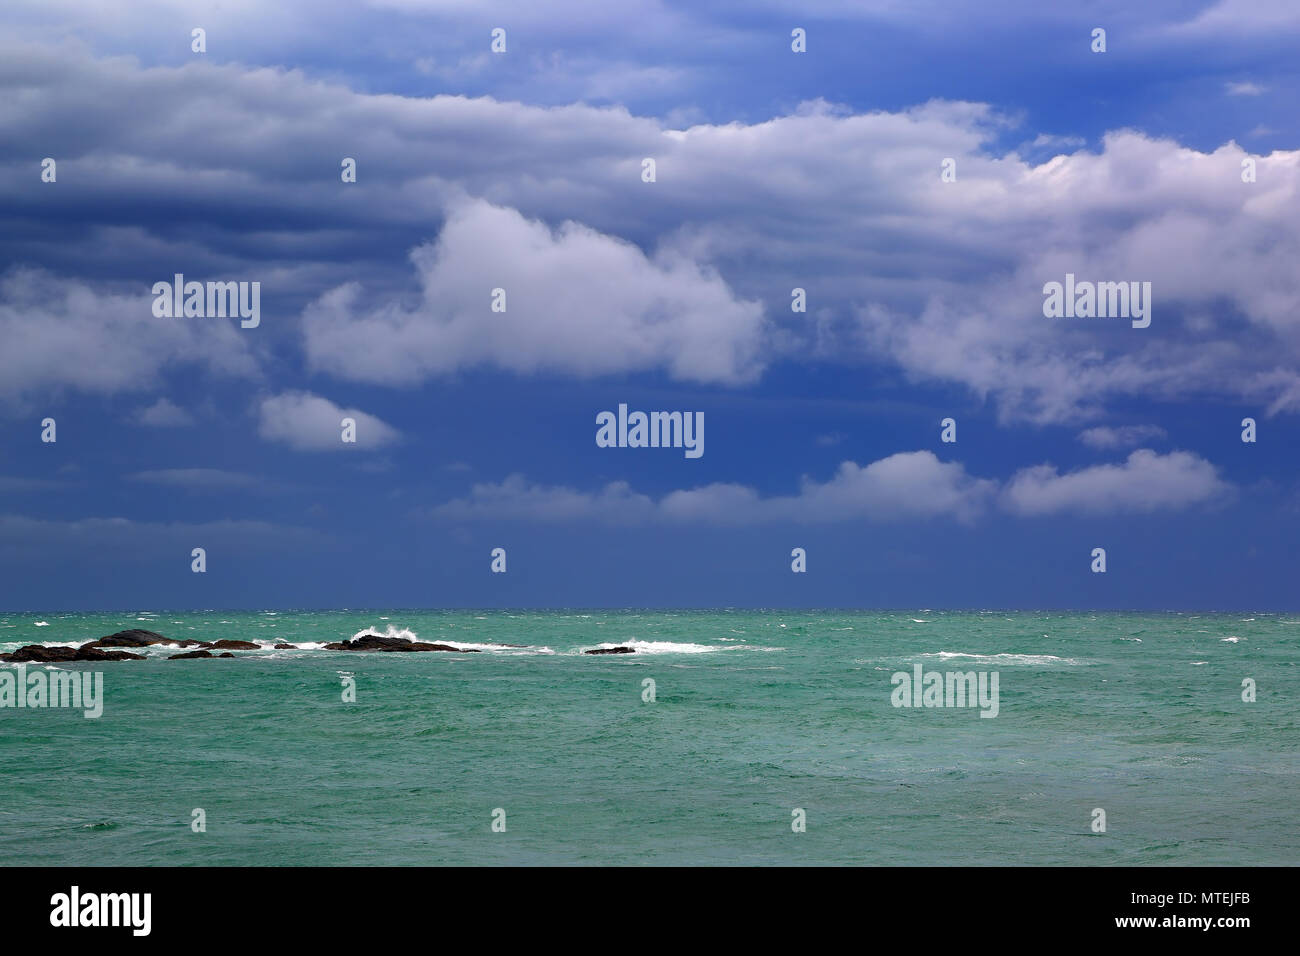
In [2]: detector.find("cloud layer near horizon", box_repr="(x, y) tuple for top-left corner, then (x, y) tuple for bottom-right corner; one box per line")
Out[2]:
(431, 448), (1230, 524)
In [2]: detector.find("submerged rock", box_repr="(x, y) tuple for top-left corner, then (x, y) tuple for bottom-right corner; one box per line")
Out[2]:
(584, 646), (636, 655)
(168, 649), (238, 660)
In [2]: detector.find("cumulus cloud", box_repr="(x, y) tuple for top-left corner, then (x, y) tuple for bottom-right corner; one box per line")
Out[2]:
(1001, 449), (1230, 516)
(303, 199), (766, 385)
(257, 391), (400, 451)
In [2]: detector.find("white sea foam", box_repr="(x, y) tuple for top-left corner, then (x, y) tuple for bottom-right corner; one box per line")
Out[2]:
(917, 651), (1085, 666)
(584, 640), (773, 655)
(348, 624), (550, 654)
(1221, 637), (1241, 643)
(352, 624), (421, 643)
(34, 621), (50, 627)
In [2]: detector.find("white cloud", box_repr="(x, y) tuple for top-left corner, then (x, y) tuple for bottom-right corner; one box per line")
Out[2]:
(1170, 0), (1300, 36)
(434, 451), (996, 525)
(132, 398), (195, 427)
(0, 268), (259, 405)
(126, 468), (259, 489)
(2, 47), (1299, 421)
(303, 199), (767, 386)
(257, 391), (400, 451)
(1077, 424), (1168, 449)
(435, 449), (1233, 524)
(1001, 449), (1230, 515)
(433, 475), (655, 523)
(1225, 81), (1267, 96)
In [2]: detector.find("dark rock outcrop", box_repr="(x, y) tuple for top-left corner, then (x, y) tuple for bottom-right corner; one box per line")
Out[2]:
(88, 628), (167, 647)
(168, 650), (214, 660)
(1, 644), (145, 663)
(82, 629), (209, 650)
(323, 634), (478, 653)
(585, 646), (636, 655)
(273, 643), (296, 649)
(209, 640), (259, 650)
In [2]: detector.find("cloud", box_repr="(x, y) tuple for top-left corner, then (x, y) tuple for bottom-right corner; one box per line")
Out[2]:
(434, 451), (996, 525)
(132, 398), (195, 427)
(0, 513), (327, 560)
(1001, 449), (1230, 516)
(1076, 424), (1168, 449)
(303, 199), (767, 386)
(1225, 81), (1267, 96)
(257, 391), (400, 451)
(0, 476), (67, 493)
(2, 45), (1299, 421)
(0, 267), (259, 406)
(1169, 0), (1300, 36)
(433, 474), (656, 523)
(126, 468), (260, 490)
(436, 449), (1234, 524)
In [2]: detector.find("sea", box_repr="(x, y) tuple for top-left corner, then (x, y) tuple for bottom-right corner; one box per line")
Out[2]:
(1, 609), (1295, 866)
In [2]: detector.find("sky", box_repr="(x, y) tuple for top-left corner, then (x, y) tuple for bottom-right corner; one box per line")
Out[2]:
(1, 0), (1298, 610)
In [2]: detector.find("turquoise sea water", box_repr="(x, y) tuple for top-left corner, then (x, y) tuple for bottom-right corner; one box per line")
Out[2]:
(0, 609), (1295, 866)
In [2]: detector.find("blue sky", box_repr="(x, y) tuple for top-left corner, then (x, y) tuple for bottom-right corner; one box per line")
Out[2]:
(1, 0), (1297, 610)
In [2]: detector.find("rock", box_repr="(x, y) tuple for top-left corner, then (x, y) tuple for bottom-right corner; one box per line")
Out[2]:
(323, 634), (478, 653)
(2, 645), (78, 663)
(168, 650), (214, 660)
(273, 643), (296, 649)
(76, 646), (148, 662)
(585, 646), (636, 655)
(218, 652), (235, 658)
(82, 629), (209, 650)
(0, 644), (144, 663)
(209, 640), (259, 650)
